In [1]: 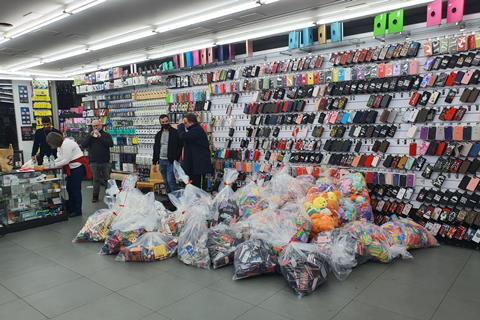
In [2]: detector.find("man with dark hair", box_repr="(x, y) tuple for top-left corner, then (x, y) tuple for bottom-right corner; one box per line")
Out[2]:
(153, 114), (182, 193)
(177, 113), (213, 190)
(31, 117), (61, 165)
(81, 119), (113, 202)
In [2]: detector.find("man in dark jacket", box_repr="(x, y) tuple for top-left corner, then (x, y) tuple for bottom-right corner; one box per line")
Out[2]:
(81, 119), (113, 202)
(153, 114), (182, 193)
(177, 113), (213, 190)
(31, 117), (61, 165)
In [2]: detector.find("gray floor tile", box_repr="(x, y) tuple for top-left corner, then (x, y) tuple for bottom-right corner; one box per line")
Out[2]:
(167, 262), (224, 287)
(0, 265), (82, 297)
(331, 301), (417, 320)
(34, 242), (98, 266)
(260, 285), (353, 320)
(141, 312), (171, 320)
(0, 299), (46, 320)
(159, 288), (253, 320)
(7, 229), (66, 251)
(355, 278), (446, 320)
(0, 242), (34, 260)
(0, 253), (57, 281)
(209, 274), (285, 305)
(234, 307), (291, 320)
(51, 293), (151, 320)
(117, 272), (203, 310)
(0, 284), (17, 305)
(55, 252), (118, 276)
(431, 294), (479, 320)
(23, 277), (112, 318)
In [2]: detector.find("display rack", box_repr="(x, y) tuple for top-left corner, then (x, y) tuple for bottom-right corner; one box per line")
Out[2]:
(0, 169), (67, 235)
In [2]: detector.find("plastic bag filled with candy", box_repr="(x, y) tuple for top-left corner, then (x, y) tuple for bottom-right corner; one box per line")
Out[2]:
(233, 239), (276, 280)
(116, 232), (178, 262)
(73, 209), (115, 242)
(279, 242), (330, 297)
(211, 168), (240, 225)
(101, 192), (162, 255)
(342, 221), (412, 263)
(337, 173), (373, 223)
(265, 166), (314, 209)
(177, 204), (211, 269)
(235, 180), (269, 220)
(314, 229), (358, 280)
(381, 218), (439, 250)
(207, 223), (245, 269)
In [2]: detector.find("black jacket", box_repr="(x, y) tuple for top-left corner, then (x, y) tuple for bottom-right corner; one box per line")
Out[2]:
(153, 126), (182, 164)
(81, 130), (113, 163)
(32, 128), (61, 161)
(177, 123), (213, 175)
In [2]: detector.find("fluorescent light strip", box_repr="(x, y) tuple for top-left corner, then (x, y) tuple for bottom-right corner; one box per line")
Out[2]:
(316, 0), (432, 25)
(65, 0), (107, 14)
(89, 28), (155, 51)
(9, 13), (70, 39)
(216, 21), (315, 45)
(155, 1), (260, 33)
(43, 47), (90, 63)
(9, 60), (44, 72)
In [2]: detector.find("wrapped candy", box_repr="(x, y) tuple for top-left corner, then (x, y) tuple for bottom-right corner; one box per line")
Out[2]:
(177, 204), (211, 269)
(73, 209), (115, 242)
(211, 168), (240, 225)
(314, 229), (358, 280)
(233, 239), (276, 280)
(116, 232), (177, 262)
(381, 218), (439, 250)
(343, 221), (412, 263)
(207, 224), (245, 269)
(337, 173), (373, 223)
(235, 181), (269, 220)
(279, 242), (329, 297)
(101, 229), (146, 255)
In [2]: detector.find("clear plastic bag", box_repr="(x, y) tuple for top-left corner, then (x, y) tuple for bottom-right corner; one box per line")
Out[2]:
(337, 173), (373, 223)
(304, 185), (341, 237)
(104, 179), (120, 209)
(211, 168), (239, 225)
(235, 181), (269, 220)
(279, 242), (329, 297)
(73, 209), (115, 242)
(265, 166), (313, 209)
(342, 221), (412, 263)
(177, 204), (211, 269)
(233, 239), (276, 280)
(314, 229), (358, 280)
(116, 232), (178, 262)
(207, 223), (245, 269)
(381, 218), (439, 250)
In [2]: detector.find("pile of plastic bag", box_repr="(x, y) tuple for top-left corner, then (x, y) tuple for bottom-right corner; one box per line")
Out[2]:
(233, 239), (277, 280)
(116, 232), (177, 262)
(207, 224), (245, 269)
(337, 173), (373, 223)
(73, 209), (115, 242)
(211, 168), (240, 225)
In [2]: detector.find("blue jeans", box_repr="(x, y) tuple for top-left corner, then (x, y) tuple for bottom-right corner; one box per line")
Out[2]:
(66, 165), (85, 216)
(159, 159), (177, 193)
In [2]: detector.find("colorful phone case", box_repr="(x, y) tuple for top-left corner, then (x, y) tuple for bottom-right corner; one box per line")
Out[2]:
(427, 0), (443, 27)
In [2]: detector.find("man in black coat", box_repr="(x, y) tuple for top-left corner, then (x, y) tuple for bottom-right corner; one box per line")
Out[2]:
(177, 113), (213, 190)
(31, 117), (61, 165)
(153, 115), (182, 193)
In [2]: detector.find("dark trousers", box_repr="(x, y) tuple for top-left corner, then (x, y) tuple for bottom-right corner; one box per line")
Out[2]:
(66, 165), (85, 216)
(159, 159), (177, 193)
(191, 174), (206, 190)
(90, 162), (111, 199)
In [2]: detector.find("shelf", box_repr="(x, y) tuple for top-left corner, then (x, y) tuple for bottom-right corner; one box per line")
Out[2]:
(0, 213), (67, 235)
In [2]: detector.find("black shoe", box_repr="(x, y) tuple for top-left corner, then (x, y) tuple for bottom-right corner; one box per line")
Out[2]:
(69, 212), (82, 218)
(92, 198), (98, 203)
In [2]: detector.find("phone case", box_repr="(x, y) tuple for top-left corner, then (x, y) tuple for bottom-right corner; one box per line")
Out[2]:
(447, 0), (465, 24)
(427, 0), (443, 27)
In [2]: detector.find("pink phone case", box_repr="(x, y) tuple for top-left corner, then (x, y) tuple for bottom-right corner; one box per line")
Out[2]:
(447, 0), (464, 24)
(427, 0), (442, 27)
(200, 49), (207, 65)
(192, 50), (200, 66)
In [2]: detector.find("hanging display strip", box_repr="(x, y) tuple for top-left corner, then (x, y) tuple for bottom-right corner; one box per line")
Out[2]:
(76, 15), (480, 248)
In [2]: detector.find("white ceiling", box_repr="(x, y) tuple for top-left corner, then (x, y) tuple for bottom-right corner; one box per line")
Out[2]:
(0, 0), (424, 76)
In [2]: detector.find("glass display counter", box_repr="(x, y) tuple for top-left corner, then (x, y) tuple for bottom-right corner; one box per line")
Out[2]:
(0, 169), (67, 235)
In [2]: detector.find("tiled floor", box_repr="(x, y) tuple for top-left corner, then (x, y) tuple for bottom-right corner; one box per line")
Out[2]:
(0, 184), (478, 320)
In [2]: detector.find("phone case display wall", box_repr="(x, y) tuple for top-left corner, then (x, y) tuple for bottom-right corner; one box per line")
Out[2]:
(59, 107), (89, 143)
(74, 15), (480, 248)
(0, 169), (66, 234)
(32, 80), (53, 129)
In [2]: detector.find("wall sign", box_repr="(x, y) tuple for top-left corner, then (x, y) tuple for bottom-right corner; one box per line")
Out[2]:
(20, 107), (31, 125)
(20, 126), (34, 141)
(18, 85), (29, 103)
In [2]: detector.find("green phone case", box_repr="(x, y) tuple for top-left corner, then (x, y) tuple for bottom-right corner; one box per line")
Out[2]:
(388, 9), (404, 34)
(373, 13), (387, 37)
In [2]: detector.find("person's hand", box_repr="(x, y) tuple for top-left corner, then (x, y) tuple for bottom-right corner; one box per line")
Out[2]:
(91, 130), (100, 138)
(31, 156), (36, 161)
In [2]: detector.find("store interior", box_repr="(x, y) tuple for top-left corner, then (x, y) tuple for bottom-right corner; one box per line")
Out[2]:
(0, 0), (480, 319)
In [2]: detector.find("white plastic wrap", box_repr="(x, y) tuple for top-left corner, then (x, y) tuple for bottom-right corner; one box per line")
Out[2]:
(211, 168), (239, 224)
(103, 179), (120, 209)
(73, 209), (115, 242)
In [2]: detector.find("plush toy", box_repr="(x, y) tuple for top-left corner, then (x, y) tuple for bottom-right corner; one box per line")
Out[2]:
(310, 213), (337, 234)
